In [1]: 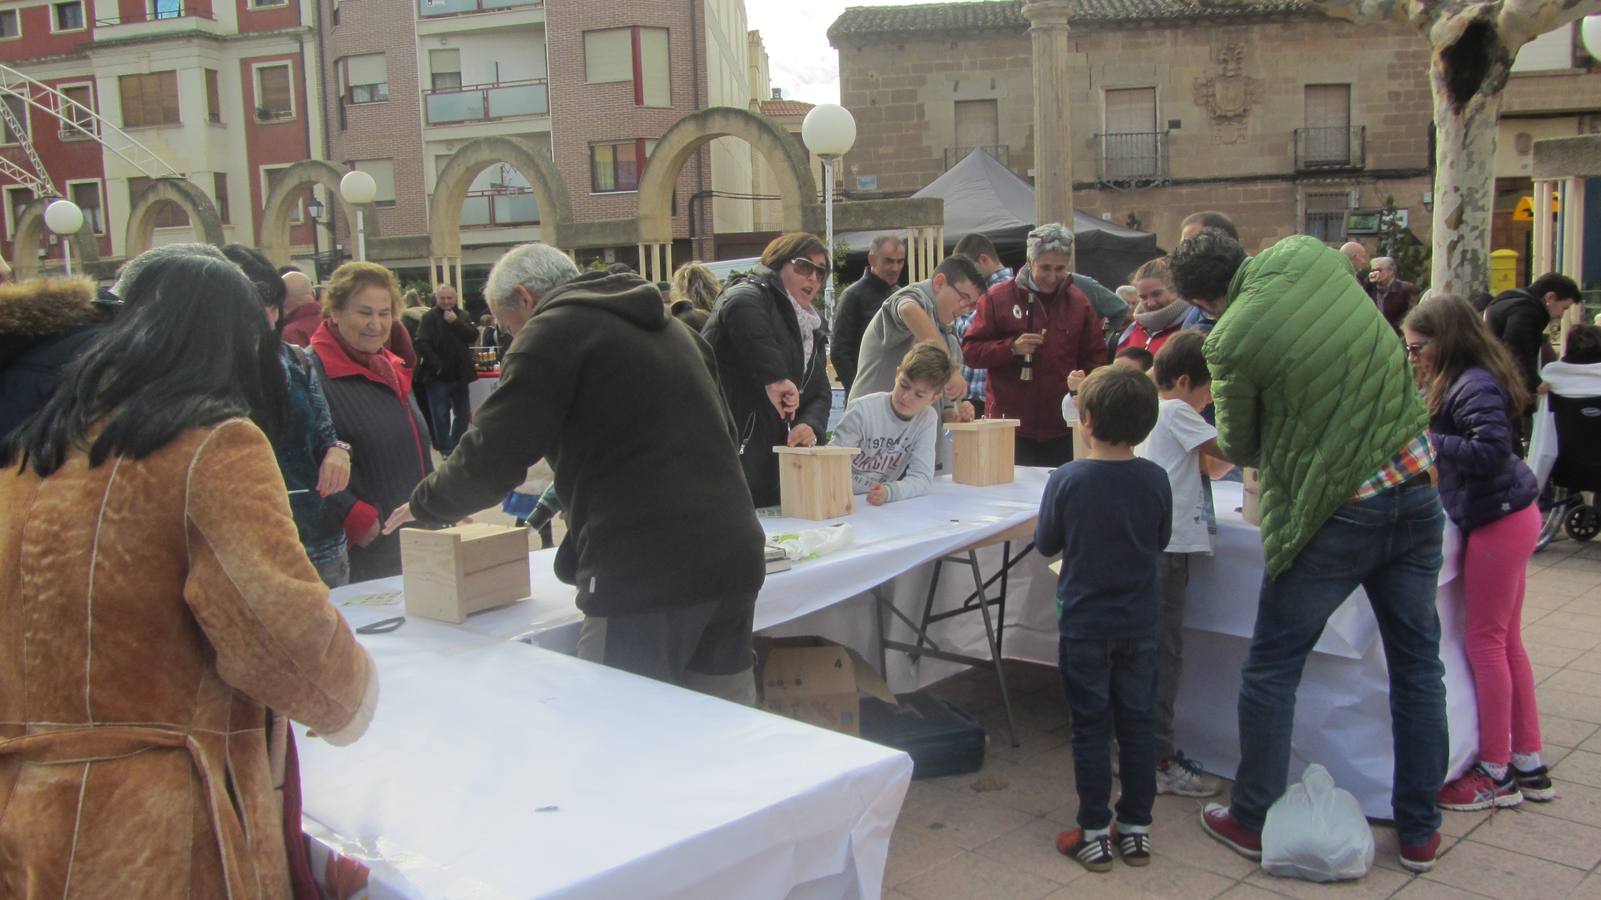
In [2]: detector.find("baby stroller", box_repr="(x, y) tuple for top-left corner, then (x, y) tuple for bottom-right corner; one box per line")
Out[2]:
(1535, 387), (1601, 551)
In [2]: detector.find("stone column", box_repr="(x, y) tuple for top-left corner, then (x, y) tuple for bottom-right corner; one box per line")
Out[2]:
(1022, 0), (1075, 242)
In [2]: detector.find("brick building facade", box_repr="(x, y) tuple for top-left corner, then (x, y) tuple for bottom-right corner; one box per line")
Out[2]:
(829, 1), (1601, 262)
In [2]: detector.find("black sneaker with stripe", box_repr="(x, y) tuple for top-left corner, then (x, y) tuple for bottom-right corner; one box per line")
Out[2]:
(1511, 763), (1557, 802)
(1056, 828), (1114, 873)
(1112, 827), (1152, 866)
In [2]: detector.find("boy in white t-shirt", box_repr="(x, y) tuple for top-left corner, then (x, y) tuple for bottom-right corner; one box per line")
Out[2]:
(832, 342), (952, 505)
(1134, 330), (1234, 798)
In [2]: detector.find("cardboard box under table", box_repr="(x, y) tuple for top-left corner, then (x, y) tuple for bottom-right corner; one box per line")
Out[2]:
(400, 524), (531, 624)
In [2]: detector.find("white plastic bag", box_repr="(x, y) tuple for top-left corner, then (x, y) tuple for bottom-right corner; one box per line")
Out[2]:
(1526, 394), (1557, 492)
(1261, 764), (1374, 883)
(768, 523), (854, 561)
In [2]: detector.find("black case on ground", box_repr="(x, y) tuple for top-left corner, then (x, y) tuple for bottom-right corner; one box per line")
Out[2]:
(858, 690), (987, 779)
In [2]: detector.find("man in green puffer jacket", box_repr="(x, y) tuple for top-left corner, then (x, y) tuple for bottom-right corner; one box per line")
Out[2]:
(1172, 229), (1450, 873)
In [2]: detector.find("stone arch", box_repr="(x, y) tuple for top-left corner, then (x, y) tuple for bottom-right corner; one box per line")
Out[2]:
(637, 107), (817, 244)
(125, 177), (226, 257)
(429, 136), (571, 258)
(260, 160), (381, 268)
(11, 195), (104, 280)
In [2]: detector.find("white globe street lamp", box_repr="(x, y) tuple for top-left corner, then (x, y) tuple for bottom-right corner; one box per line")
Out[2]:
(339, 170), (378, 262)
(1582, 16), (1601, 61)
(802, 103), (857, 317)
(44, 199), (85, 276)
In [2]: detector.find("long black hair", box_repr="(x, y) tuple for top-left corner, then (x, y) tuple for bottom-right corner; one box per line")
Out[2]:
(2, 254), (278, 477)
(222, 243), (289, 444)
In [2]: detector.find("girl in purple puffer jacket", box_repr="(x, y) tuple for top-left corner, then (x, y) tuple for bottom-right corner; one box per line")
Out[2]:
(1403, 296), (1551, 812)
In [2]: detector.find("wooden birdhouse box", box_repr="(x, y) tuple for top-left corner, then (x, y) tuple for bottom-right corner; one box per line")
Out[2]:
(947, 419), (1020, 486)
(1241, 468), (1262, 526)
(400, 524), (531, 624)
(773, 445), (862, 520)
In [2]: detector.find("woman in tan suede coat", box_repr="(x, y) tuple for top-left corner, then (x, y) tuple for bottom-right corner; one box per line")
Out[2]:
(0, 255), (378, 899)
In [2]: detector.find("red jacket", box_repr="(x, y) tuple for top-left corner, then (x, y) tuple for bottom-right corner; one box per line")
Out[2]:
(962, 272), (1107, 442)
(1117, 320), (1179, 356)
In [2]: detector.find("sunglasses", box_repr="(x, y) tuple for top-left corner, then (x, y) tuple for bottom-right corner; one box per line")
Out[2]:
(789, 258), (831, 280)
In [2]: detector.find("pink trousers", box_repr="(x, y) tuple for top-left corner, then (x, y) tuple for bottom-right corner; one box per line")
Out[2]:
(1462, 502), (1543, 765)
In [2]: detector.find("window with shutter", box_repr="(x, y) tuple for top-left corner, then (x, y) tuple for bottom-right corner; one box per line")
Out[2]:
(68, 181), (104, 234)
(430, 49), (462, 91)
(213, 173), (230, 225)
(1, 95), (29, 145)
(344, 54), (388, 104)
(4, 186), (35, 236)
(255, 64), (294, 120)
(120, 72), (180, 128)
(953, 100), (998, 157)
(1303, 84), (1351, 165)
(1103, 87), (1158, 179)
(205, 70), (221, 123)
(584, 29), (633, 84)
(59, 84), (94, 140)
(638, 28), (670, 107)
(352, 159), (396, 206)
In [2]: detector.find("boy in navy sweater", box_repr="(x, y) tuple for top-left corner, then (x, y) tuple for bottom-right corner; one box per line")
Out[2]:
(1036, 365), (1171, 873)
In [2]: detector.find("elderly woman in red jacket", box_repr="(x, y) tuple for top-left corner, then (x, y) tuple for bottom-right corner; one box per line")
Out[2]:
(961, 223), (1108, 466)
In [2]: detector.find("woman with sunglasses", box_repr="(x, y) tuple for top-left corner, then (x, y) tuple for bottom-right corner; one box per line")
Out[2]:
(703, 232), (834, 506)
(1402, 296), (1550, 811)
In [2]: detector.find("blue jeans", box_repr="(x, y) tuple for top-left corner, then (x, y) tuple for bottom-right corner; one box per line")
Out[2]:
(426, 380), (472, 454)
(1060, 635), (1159, 831)
(1230, 480), (1447, 844)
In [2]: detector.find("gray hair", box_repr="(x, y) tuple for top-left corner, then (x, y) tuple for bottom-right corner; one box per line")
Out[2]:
(1372, 256), (1396, 272)
(485, 243), (581, 310)
(868, 233), (905, 255)
(113, 242), (227, 296)
(1026, 223), (1074, 261)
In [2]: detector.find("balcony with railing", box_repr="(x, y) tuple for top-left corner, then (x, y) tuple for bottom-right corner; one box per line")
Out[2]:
(418, 0), (542, 18)
(1096, 131), (1169, 184)
(943, 145), (1008, 170)
(94, 2), (213, 27)
(424, 78), (548, 127)
(460, 188), (539, 229)
(1296, 126), (1366, 171)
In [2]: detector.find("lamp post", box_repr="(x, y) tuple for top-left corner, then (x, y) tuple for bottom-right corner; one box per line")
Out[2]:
(44, 199), (84, 276)
(339, 170), (377, 262)
(306, 195), (325, 281)
(801, 103), (857, 319)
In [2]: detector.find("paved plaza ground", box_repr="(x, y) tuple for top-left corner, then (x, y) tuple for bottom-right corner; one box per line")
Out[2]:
(892, 532), (1601, 900)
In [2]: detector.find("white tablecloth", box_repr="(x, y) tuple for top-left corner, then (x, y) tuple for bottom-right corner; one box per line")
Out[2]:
(905, 479), (1477, 819)
(298, 600), (912, 899)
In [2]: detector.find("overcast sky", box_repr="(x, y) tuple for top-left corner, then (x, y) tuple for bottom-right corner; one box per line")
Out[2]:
(748, 0), (984, 105)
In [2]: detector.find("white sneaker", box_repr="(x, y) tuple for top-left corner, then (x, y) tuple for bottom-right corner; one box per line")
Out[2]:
(1157, 752), (1222, 798)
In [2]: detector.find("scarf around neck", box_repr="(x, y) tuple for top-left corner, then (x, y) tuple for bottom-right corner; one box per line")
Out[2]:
(788, 291), (821, 360)
(328, 321), (403, 397)
(1134, 298), (1191, 334)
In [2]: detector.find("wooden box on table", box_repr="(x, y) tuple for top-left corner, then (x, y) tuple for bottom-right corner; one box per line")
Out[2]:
(400, 524), (531, 623)
(1241, 468), (1262, 526)
(947, 419), (1020, 485)
(772, 445), (862, 520)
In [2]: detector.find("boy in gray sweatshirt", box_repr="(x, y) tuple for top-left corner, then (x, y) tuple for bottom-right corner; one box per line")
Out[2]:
(831, 341), (952, 505)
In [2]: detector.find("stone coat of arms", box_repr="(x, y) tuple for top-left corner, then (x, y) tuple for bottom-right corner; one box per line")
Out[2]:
(1194, 41), (1262, 144)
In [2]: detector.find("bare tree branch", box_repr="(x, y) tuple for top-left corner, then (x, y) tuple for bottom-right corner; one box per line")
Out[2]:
(1498, 0), (1601, 50)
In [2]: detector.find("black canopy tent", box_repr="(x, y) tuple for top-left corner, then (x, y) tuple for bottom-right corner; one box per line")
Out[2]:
(836, 148), (1160, 288)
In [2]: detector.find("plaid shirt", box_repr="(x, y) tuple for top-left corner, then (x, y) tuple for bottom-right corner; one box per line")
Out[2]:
(1351, 434), (1436, 500)
(953, 266), (1014, 403)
